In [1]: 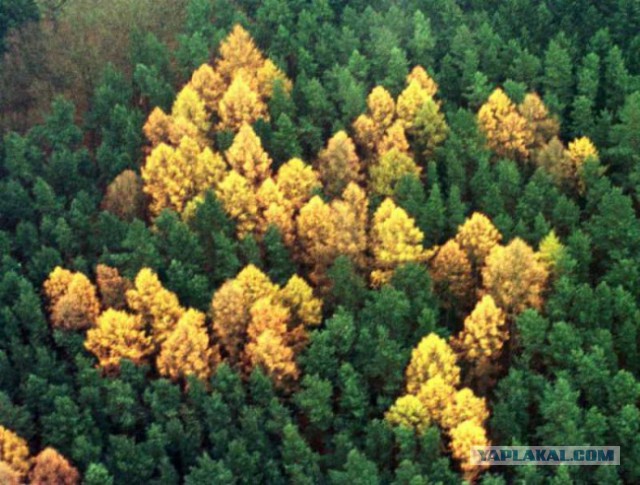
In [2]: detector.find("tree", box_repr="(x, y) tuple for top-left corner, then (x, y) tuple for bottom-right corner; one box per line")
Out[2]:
(542, 38), (573, 113)
(538, 230), (566, 275)
(451, 295), (507, 374)
(518, 93), (559, 152)
(410, 97), (449, 159)
(256, 178), (295, 244)
(101, 170), (145, 222)
(277, 275), (322, 328)
(85, 309), (152, 372)
(454, 212), (502, 269)
(30, 447), (80, 485)
(187, 64), (225, 113)
(316, 131), (362, 198)
(95, 264), (130, 311)
(477, 88), (533, 161)
(370, 198), (425, 286)
(405, 334), (460, 394)
(44, 268), (100, 331)
(429, 240), (473, 309)
(384, 395), (431, 433)
(0, 426), (30, 480)
(126, 268), (185, 343)
(369, 149), (421, 197)
(482, 238), (549, 315)
(215, 170), (259, 238)
(245, 329), (299, 388)
(217, 75), (266, 131)
(353, 85), (396, 155)
(536, 137), (573, 187)
(157, 309), (219, 382)
(170, 85), (211, 146)
(449, 419), (489, 482)
(566, 136), (598, 191)
(276, 158), (320, 210)
(0, 461), (20, 485)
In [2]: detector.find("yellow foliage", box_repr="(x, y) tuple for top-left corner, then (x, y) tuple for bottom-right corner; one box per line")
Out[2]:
(566, 136), (598, 191)
(378, 119), (411, 154)
(518, 92), (559, 151)
(441, 388), (490, 431)
(157, 309), (219, 382)
(477, 88), (533, 160)
(450, 419), (490, 482)
(407, 66), (438, 98)
(30, 447), (80, 485)
(405, 333), (460, 394)
(396, 79), (432, 128)
(454, 212), (502, 268)
(170, 85), (210, 145)
(411, 97), (449, 158)
(126, 268), (185, 343)
(247, 296), (290, 341)
(216, 24), (265, 84)
(96, 264), (131, 311)
(277, 275), (323, 327)
(482, 238), (549, 315)
(256, 59), (292, 97)
(217, 75), (267, 131)
(452, 295), (507, 364)
(276, 158), (321, 210)
(0, 426), (30, 480)
(536, 136), (573, 186)
(296, 196), (339, 283)
(370, 198), (425, 285)
(330, 183), (369, 268)
(245, 329), (299, 387)
(188, 64), (225, 113)
(225, 123), (272, 185)
(142, 137), (226, 216)
(367, 86), (396, 130)
(45, 270), (100, 331)
(429, 240), (473, 307)
(415, 376), (457, 424)
(216, 170), (259, 238)
(143, 107), (173, 147)
(385, 395), (431, 433)
(0, 461), (20, 485)
(316, 131), (362, 197)
(235, 264), (279, 303)
(211, 280), (250, 362)
(256, 178), (295, 243)
(85, 309), (152, 372)
(369, 148), (421, 197)
(538, 230), (565, 273)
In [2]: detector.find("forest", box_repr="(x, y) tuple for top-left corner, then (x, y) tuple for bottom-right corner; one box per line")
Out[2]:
(1, 0), (640, 483)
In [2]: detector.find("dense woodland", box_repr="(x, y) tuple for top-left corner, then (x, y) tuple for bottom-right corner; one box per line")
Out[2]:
(1, 0), (640, 483)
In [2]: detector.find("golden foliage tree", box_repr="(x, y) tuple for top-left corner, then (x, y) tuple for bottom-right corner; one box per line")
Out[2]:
(126, 268), (185, 343)
(369, 148), (421, 197)
(518, 92), (559, 151)
(451, 295), (507, 369)
(142, 136), (226, 216)
(216, 170), (259, 238)
(247, 296), (290, 342)
(535, 136), (573, 186)
(276, 158), (321, 210)
(245, 329), (299, 388)
(538, 230), (566, 275)
(276, 275), (323, 328)
(440, 388), (490, 431)
(225, 124), (272, 185)
(429, 240), (474, 309)
(397, 79), (433, 129)
(378, 120), (411, 154)
(370, 198), (425, 285)
(30, 447), (80, 485)
(256, 177), (295, 244)
(95, 264), (130, 311)
(0, 427), (30, 481)
(157, 309), (220, 382)
(477, 88), (533, 160)
(216, 24), (265, 84)
(169, 85), (211, 146)
(143, 107), (173, 147)
(410, 97), (449, 158)
(406, 66), (438, 98)
(217, 75), (266, 131)
(316, 131), (362, 197)
(188, 64), (225, 113)
(353, 86), (396, 155)
(415, 375), (457, 424)
(101, 170), (145, 222)
(566, 136), (598, 191)
(85, 309), (152, 372)
(454, 212), (502, 269)
(211, 280), (250, 362)
(482, 238), (549, 315)
(384, 395), (431, 433)
(44, 269), (100, 331)
(405, 333), (460, 394)
(449, 419), (490, 482)
(0, 461), (20, 485)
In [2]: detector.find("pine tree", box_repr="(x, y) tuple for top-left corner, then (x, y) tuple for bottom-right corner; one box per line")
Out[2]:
(410, 97), (449, 159)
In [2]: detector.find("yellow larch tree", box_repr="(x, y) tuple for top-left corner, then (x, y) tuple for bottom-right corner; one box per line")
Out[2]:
(246, 296), (290, 342)
(157, 309), (220, 382)
(276, 275), (323, 328)
(216, 24), (265, 85)
(535, 136), (573, 186)
(255, 59), (292, 98)
(234, 264), (279, 303)
(169, 85), (211, 147)
(142, 136), (226, 216)
(188, 64), (225, 113)
(126, 268), (185, 343)
(538, 230), (566, 275)
(216, 170), (259, 238)
(451, 295), (507, 370)
(384, 395), (431, 433)
(256, 177), (295, 244)
(329, 183), (369, 269)
(477, 88), (534, 161)
(482, 238), (549, 315)
(275, 158), (321, 210)
(0, 461), (20, 485)
(415, 375), (457, 424)
(518, 92), (559, 152)
(405, 333), (461, 394)
(441, 388), (490, 431)
(449, 419), (490, 482)
(316, 131), (362, 198)
(429, 240), (474, 309)
(406, 66), (438, 98)
(396, 78), (433, 129)
(44, 270), (100, 331)
(85, 309), (152, 372)
(211, 280), (249, 362)
(369, 148), (421, 197)
(143, 107), (173, 147)
(225, 123), (272, 185)
(30, 447), (80, 485)
(245, 329), (299, 388)
(454, 212), (502, 269)
(95, 264), (131, 311)
(101, 169), (145, 222)
(370, 198), (425, 286)
(353, 86), (396, 155)
(0, 426), (30, 481)
(566, 136), (598, 192)
(377, 119), (411, 154)
(217, 75), (266, 131)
